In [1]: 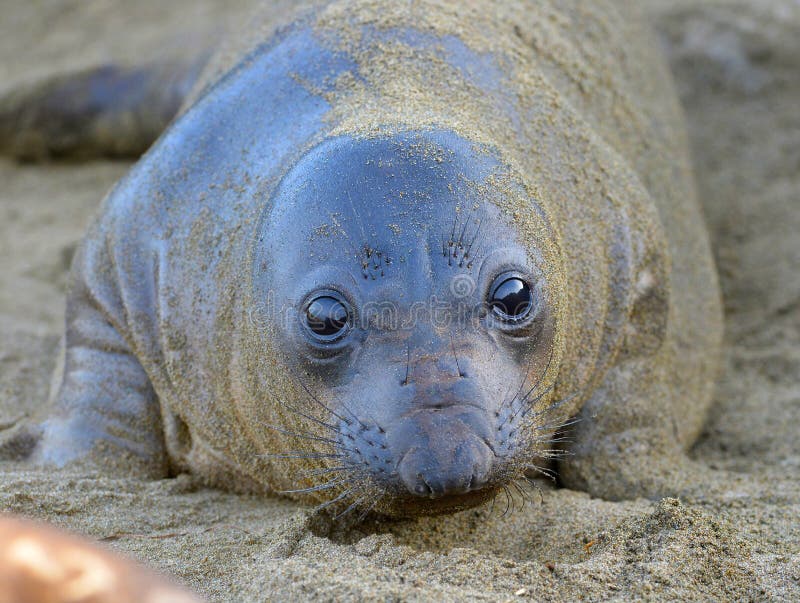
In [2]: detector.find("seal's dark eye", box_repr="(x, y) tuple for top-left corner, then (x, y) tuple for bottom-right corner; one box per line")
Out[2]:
(305, 295), (351, 342)
(489, 276), (533, 322)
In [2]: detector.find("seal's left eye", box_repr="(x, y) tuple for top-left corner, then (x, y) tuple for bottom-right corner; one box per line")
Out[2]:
(305, 295), (351, 342)
(489, 275), (533, 322)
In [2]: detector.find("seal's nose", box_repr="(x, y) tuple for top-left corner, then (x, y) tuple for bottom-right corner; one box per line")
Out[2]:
(397, 436), (493, 497)
(390, 401), (495, 499)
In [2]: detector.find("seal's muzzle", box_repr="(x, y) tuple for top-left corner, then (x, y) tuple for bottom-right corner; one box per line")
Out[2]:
(397, 406), (494, 498)
(388, 405), (495, 498)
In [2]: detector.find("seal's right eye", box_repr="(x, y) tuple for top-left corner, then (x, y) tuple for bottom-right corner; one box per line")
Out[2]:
(304, 294), (351, 342)
(489, 274), (533, 323)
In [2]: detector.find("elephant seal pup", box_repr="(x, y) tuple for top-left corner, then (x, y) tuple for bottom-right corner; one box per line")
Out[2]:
(23, 0), (722, 517)
(0, 515), (202, 603)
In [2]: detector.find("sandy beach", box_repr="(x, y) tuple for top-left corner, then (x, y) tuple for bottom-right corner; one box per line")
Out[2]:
(0, 0), (798, 600)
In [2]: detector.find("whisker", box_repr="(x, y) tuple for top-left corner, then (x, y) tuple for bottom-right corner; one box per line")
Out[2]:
(534, 446), (572, 454)
(508, 350), (557, 423)
(295, 369), (369, 431)
(520, 391), (580, 422)
(523, 477), (545, 504)
(519, 370), (555, 408)
(449, 333), (464, 377)
(296, 466), (349, 479)
(534, 417), (582, 433)
(345, 189), (368, 252)
(523, 463), (558, 482)
(403, 343), (411, 386)
(259, 452), (345, 460)
(286, 366), (351, 426)
(356, 494), (383, 523)
(530, 449), (572, 460)
(464, 218), (483, 260)
(448, 214), (458, 266)
(500, 382), (514, 408)
(289, 366), (373, 432)
(501, 484), (512, 517)
(509, 352), (537, 409)
(468, 223), (489, 268)
(508, 326), (555, 409)
(277, 399), (340, 433)
(531, 435), (574, 445)
(334, 494), (370, 521)
(511, 480), (531, 506)
(313, 488), (354, 514)
(457, 212), (470, 248)
(262, 423), (345, 448)
(509, 381), (557, 424)
(279, 478), (348, 495)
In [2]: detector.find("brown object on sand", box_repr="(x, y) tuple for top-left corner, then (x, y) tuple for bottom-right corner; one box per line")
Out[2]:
(0, 515), (203, 603)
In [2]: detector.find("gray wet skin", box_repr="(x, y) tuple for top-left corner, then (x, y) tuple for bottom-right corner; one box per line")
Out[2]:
(255, 132), (556, 513)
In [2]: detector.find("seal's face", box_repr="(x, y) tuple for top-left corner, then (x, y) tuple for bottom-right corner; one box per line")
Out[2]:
(254, 130), (557, 516)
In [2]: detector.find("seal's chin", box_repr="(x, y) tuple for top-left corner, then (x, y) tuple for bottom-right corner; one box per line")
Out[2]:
(377, 483), (501, 518)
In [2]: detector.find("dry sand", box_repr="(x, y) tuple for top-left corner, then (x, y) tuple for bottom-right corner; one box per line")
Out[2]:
(0, 0), (798, 600)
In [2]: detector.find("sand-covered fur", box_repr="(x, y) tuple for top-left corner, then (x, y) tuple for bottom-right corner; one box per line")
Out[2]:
(14, 0), (720, 514)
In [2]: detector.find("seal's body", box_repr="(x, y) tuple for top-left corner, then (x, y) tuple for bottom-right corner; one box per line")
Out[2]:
(27, 0), (721, 516)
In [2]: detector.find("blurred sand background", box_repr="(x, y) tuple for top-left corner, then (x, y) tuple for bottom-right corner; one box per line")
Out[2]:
(0, 0), (798, 600)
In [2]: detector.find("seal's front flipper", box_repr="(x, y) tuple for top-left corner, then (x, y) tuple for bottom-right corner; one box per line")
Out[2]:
(32, 241), (169, 478)
(37, 341), (169, 478)
(558, 354), (707, 500)
(35, 330), (169, 478)
(0, 53), (208, 161)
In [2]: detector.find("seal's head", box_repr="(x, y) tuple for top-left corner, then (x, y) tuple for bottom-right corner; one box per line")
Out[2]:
(252, 129), (562, 517)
